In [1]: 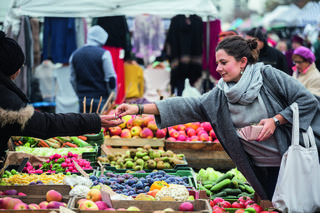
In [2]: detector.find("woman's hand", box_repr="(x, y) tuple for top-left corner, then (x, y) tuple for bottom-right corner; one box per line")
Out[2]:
(100, 115), (123, 128)
(115, 104), (139, 118)
(257, 118), (276, 141)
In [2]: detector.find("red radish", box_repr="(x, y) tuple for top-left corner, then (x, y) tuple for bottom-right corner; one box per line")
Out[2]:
(179, 202), (194, 211)
(213, 197), (224, 205)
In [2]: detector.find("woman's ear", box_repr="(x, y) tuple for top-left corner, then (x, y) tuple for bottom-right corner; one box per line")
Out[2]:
(240, 57), (248, 66)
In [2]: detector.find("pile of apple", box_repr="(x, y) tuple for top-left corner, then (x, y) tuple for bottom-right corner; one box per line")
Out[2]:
(0, 190), (67, 210)
(107, 114), (167, 139)
(107, 112), (219, 142)
(166, 122), (218, 142)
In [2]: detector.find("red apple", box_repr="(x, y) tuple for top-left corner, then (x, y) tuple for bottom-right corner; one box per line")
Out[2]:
(178, 130), (187, 136)
(4, 198), (22, 209)
(199, 133), (209, 141)
(131, 126), (142, 137)
(191, 122), (201, 130)
(190, 135), (199, 141)
(46, 190), (62, 202)
(121, 128), (132, 138)
(39, 201), (49, 209)
(176, 124), (186, 131)
(140, 127), (154, 138)
(87, 188), (102, 202)
(79, 200), (99, 210)
(166, 137), (176, 142)
(197, 129), (207, 137)
(201, 122), (213, 132)
(126, 118), (133, 129)
(13, 203), (29, 210)
(187, 128), (196, 137)
(209, 129), (217, 139)
(143, 115), (154, 126)
(17, 192), (27, 196)
(213, 138), (219, 143)
(176, 134), (187, 141)
(155, 129), (166, 138)
(46, 201), (66, 209)
(28, 203), (40, 209)
(95, 201), (109, 210)
(184, 123), (192, 129)
(77, 199), (87, 208)
(196, 127), (205, 135)
(132, 116), (144, 127)
(147, 120), (158, 131)
(109, 126), (122, 136)
(169, 130), (179, 139)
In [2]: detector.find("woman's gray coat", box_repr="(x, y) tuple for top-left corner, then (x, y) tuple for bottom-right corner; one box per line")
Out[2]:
(155, 65), (320, 200)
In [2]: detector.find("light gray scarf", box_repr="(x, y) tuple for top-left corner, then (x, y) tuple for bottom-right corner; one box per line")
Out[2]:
(217, 63), (264, 105)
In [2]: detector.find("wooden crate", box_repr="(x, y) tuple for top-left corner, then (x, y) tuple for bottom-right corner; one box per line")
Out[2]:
(0, 195), (72, 212)
(165, 141), (235, 170)
(73, 199), (211, 213)
(0, 185), (71, 196)
(101, 138), (165, 155)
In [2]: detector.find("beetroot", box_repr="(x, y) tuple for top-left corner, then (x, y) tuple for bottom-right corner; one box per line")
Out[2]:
(179, 202), (194, 211)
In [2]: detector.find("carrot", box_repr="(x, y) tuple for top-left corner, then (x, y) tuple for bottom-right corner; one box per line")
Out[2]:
(77, 136), (87, 141)
(61, 143), (66, 148)
(39, 140), (50, 147)
(64, 142), (78, 148)
(14, 142), (20, 146)
(18, 140), (23, 145)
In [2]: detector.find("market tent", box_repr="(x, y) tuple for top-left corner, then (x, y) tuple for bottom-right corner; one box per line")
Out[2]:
(297, 1), (320, 26)
(260, 5), (290, 28)
(269, 4), (302, 27)
(8, 0), (217, 18)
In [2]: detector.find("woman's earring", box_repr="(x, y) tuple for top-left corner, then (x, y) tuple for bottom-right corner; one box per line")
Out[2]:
(240, 68), (244, 75)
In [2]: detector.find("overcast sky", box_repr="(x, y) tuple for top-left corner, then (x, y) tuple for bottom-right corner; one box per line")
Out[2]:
(248, 0), (266, 13)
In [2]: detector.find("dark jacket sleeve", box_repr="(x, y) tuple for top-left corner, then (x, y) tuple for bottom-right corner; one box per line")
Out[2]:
(276, 49), (290, 75)
(20, 111), (101, 139)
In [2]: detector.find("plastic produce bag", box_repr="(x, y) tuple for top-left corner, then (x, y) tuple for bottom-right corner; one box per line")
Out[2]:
(272, 103), (320, 213)
(182, 78), (201, 98)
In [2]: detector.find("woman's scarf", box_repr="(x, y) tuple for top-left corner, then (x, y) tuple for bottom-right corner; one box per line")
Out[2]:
(217, 62), (263, 105)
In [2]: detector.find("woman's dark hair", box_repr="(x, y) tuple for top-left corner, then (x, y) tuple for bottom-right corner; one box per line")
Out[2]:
(216, 35), (259, 64)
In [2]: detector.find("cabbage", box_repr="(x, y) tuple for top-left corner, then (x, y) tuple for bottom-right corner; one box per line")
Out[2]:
(196, 167), (223, 182)
(228, 167), (247, 182)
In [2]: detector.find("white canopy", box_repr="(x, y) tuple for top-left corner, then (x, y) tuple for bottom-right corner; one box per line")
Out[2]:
(7, 0), (217, 19)
(269, 4), (302, 27)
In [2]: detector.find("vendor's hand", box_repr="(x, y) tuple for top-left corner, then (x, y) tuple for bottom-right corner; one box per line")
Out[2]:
(100, 115), (123, 128)
(115, 104), (139, 118)
(257, 118), (276, 141)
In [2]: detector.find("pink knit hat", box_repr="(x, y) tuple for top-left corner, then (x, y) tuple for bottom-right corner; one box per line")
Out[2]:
(293, 46), (315, 64)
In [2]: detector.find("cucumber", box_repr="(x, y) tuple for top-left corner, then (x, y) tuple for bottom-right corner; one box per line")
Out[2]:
(202, 180), (215, 185)
(198, 184), (211, 196)
(204, 184), (214, 189)
(222, 188), (242, 196)
(221, 195), (238, 199)
(239, 185), (246, 192)
(230, 179), (239, 188)
(214, 172), (234, 184)
(238, 192), (254, 198)
(211, 191), (227, 198)
(210, 179), (231, 193)
(232, 178), (246, 186)
(245, 185), (255, 194)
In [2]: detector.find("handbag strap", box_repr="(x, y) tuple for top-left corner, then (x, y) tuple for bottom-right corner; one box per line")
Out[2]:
(291, 103), (299, 146)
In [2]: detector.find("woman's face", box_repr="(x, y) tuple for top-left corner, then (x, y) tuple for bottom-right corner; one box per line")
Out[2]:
(293, 55), (310, 73)
(216, 49), (245, 82)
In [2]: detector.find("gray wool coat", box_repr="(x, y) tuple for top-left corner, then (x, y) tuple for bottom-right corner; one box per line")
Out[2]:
(155, 64), (320, 200)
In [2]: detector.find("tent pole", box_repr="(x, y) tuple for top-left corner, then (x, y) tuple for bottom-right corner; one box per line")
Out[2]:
(205, 15), (211, 93)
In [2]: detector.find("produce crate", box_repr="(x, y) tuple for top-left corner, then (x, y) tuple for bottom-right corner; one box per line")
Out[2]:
(81, 146), (100, 164)
(72, 199), (211, 213)
(164, 141), (235, 170)
(95, 169), (197, 189)
(0, 195), (72, 212)
(102, 138), (165, 155)
(0, 185), (72, 196)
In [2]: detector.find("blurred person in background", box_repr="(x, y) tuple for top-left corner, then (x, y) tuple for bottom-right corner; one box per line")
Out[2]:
(314, 32), (320, 70)
(246, 27), (289, 75)
(276, 40), (288, 54)
(219, 30), (239, 42)
(285, 35), (304, 75)
(70, 26), (117, 113)
(292, 46), (320, 97)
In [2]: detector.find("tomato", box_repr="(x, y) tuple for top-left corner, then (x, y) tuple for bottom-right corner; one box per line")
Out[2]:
(210, 200), (215, 207)
(235, 209), (246, 213)
(213, 197), (225, 205)
(212, 206), (225, 213)
(244, 199), (255, 208)
(238, 196), (252, 205)
(232, 201), (245, 208)
(246, 204), (263, 213)
(216, 201), (231, 208)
